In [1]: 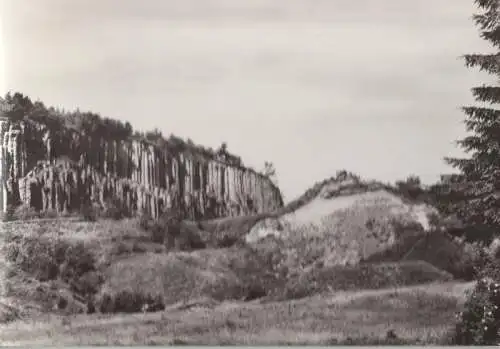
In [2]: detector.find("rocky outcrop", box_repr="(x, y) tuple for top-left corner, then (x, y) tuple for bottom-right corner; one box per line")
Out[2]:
(0, 117), (283, 219)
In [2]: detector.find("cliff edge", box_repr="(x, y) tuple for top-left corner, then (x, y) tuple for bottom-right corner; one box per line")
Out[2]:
(0, 94), (283, 220)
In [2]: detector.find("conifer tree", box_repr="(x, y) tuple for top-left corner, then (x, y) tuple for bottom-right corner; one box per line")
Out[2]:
(446, 0), (500, 240)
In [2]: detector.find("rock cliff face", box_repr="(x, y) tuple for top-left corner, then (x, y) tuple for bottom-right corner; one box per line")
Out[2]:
(0, 117), (283, 220)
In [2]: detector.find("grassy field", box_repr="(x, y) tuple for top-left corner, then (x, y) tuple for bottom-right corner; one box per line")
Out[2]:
(0, 281), (473, 345)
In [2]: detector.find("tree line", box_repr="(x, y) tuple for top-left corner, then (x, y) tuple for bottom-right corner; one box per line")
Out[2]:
(0, 92), (278, 181)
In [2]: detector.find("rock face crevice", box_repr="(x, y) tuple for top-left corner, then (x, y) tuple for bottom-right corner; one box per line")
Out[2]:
(0, 118), (283, 219)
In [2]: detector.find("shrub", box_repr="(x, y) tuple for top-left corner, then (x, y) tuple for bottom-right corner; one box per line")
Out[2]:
(217, 234), (240, 248)
(453, 242), (488, 281)
(6, 235), (62, 281)
(40, 209), (59, 219)
(139, 213), (152, 231)
(243, 284), (267, 301)
(97, 290), (165, 314)
(139, 213), (178, 244)
(4, 230), (97, 288)
(452, 277), (500, 345)
(1, 205), (17, 222)
(11, 204), (41, 220)
(80, 203), (97, 222)
(102, 198), (130, 220)
(139, 212), (205, 251)
(109, 241), (132, 257)
(72, 271), (105, 299)
(59, 241), (97, 284)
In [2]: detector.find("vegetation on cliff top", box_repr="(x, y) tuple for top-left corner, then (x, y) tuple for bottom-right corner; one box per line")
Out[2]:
(0, 92), (278, 184)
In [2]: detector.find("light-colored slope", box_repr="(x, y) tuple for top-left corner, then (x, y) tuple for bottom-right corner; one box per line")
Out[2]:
(246, 188), (437, 265)
(285, 189), (435, 231)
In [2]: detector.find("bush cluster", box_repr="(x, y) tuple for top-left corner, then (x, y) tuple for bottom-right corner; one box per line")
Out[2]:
(97, 290), (165, 313)
(4, 232), (100, 299)
(2, 204), (61, 222)
(101, 198), (131, 221)
(79, 198), (131, 222)
(139, 212), (205, 250)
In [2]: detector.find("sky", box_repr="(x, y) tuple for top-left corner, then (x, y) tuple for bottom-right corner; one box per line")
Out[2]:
(0, 0), (494, 202)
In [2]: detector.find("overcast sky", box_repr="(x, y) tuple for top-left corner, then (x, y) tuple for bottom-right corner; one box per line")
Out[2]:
(0, 0), (494, 202)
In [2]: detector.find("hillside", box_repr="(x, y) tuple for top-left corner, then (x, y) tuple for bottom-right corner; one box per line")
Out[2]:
(0, 171), (481, 345)
(246, 173), (439, 266)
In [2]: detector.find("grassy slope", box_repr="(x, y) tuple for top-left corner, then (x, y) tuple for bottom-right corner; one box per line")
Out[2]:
(0, 281), (474, 345)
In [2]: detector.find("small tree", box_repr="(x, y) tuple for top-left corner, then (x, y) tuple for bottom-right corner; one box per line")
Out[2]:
(218, 142), (228, 154)
(261, 161), (278, 186)
(395, 175), (424, 200)
(145, 128), (163, 143)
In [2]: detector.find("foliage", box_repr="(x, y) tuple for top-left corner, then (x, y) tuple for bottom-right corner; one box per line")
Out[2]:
(1, 205), (19, 222)
(261, 161), (276, 177)
(280, 170), (361, 214)
(452, 249), (500, 345)
(444, 0), (500, 243)
(139, 212), (206, 250)
(3, 227), (98, 295)
(259, 161), (278, 187)
(72, 271), (105, 300)
(97, 290), (165, 314)
(59, 242), (97, 289)
(395, 175), (426, 201)
(365, 229), (487, 281)
(101, 198), (131, 221)
(4, 235), (61, 281)
(279, 261), (453, 301)
(453, 277), (500, 345)
(80, 203), (98, 222)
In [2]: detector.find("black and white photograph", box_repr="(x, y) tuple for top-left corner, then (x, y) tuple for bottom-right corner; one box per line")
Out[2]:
(0, 0), (499, 345)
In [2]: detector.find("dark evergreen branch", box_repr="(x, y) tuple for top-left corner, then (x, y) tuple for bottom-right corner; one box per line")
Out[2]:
(464, 53), (500, 74)
(472, 86), (500, 103)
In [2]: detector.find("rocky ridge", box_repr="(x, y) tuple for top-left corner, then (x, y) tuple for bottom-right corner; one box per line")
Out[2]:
(0, 117), (283, 219)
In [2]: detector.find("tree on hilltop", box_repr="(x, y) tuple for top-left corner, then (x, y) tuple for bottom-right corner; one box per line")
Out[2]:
(261, 161), (278, 186)
(3, 92), (33, 121)
(395, 175), (424, 201)
(445, 0), (500, 242)
(145, 128), (164, 143)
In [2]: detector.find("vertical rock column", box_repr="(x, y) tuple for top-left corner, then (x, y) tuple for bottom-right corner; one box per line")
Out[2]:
(0, 117), (8, 213)
(165, 151), (170, 190)
(0, 117), (7, 297)
(103, 141), (108, 175)
(148, 145), (155, 217)
(7, 123), (22, 206)
(112, 140), (118, 175)
(19, 123), (26, 178)
(226, 166), (232, 214)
